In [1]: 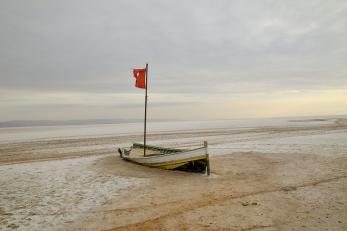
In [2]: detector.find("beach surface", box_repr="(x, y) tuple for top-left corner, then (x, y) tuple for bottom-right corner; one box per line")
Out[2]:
(1, 116), (347, 230)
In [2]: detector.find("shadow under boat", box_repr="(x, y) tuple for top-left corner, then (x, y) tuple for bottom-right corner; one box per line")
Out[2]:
(118, 142), (210, 175)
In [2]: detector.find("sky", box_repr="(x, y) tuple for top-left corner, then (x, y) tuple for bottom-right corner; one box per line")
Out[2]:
(0, 0), (347, 121)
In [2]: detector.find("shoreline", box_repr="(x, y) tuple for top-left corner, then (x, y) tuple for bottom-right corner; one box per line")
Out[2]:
(1, 121), (346, 165)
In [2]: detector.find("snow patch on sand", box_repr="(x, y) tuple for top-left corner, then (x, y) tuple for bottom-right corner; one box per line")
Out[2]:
(0, 156), (147, 230)
(210, 131), (347, 156)
(0, 116), (339, 143)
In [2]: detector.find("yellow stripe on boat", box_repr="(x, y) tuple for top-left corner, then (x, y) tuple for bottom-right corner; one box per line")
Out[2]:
(142, 155), (208, 169)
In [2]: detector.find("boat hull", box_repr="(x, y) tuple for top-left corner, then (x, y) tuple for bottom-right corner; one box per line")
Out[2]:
(118, 143), (210, 173)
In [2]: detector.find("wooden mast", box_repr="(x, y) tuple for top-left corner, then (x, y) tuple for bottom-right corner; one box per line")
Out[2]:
(144, 63), (148, 156)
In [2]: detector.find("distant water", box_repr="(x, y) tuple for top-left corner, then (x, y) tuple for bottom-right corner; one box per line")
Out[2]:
(0, 116), (343, 143)
(0, 119), (172, 128)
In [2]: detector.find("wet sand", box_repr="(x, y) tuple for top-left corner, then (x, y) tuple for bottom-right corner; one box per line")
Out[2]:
(1, 118), (347, 230)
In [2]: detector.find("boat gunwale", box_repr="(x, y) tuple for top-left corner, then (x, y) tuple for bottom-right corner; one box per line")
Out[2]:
(132, 143), (188, 153)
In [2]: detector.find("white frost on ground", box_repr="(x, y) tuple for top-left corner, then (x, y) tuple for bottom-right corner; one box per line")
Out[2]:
(0, 116), (340, 143)
(0, 156), (147, 231)
(210, 131), (347, 156)
(20, 144), (120, 155)
(145, 128), (347, 157)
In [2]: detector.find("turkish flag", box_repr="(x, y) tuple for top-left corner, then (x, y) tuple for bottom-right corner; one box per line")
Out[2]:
(133, 68), (146, 89)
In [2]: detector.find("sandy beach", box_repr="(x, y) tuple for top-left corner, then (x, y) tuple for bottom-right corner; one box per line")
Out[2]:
(1, 117), (346, 230)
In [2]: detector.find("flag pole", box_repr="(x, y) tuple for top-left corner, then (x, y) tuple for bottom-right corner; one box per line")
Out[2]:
(144, 63), (148, 156)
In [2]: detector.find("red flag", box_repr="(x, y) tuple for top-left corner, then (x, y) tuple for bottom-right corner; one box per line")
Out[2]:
(133, 68), (146, 89)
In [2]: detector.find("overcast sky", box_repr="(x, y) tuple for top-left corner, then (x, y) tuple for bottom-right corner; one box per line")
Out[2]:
(0, 0), (346, 121)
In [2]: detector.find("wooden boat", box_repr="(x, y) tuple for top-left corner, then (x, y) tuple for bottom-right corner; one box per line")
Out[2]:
(118, 142), (210, 174)
(122, 65), (210, 175)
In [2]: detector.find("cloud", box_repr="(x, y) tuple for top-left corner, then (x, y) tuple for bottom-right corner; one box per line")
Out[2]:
(0, 0), (347, 120)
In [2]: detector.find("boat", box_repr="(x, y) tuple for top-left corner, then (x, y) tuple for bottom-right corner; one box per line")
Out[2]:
(118, 142), (210, 174)
(120, 64), (210, 175)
